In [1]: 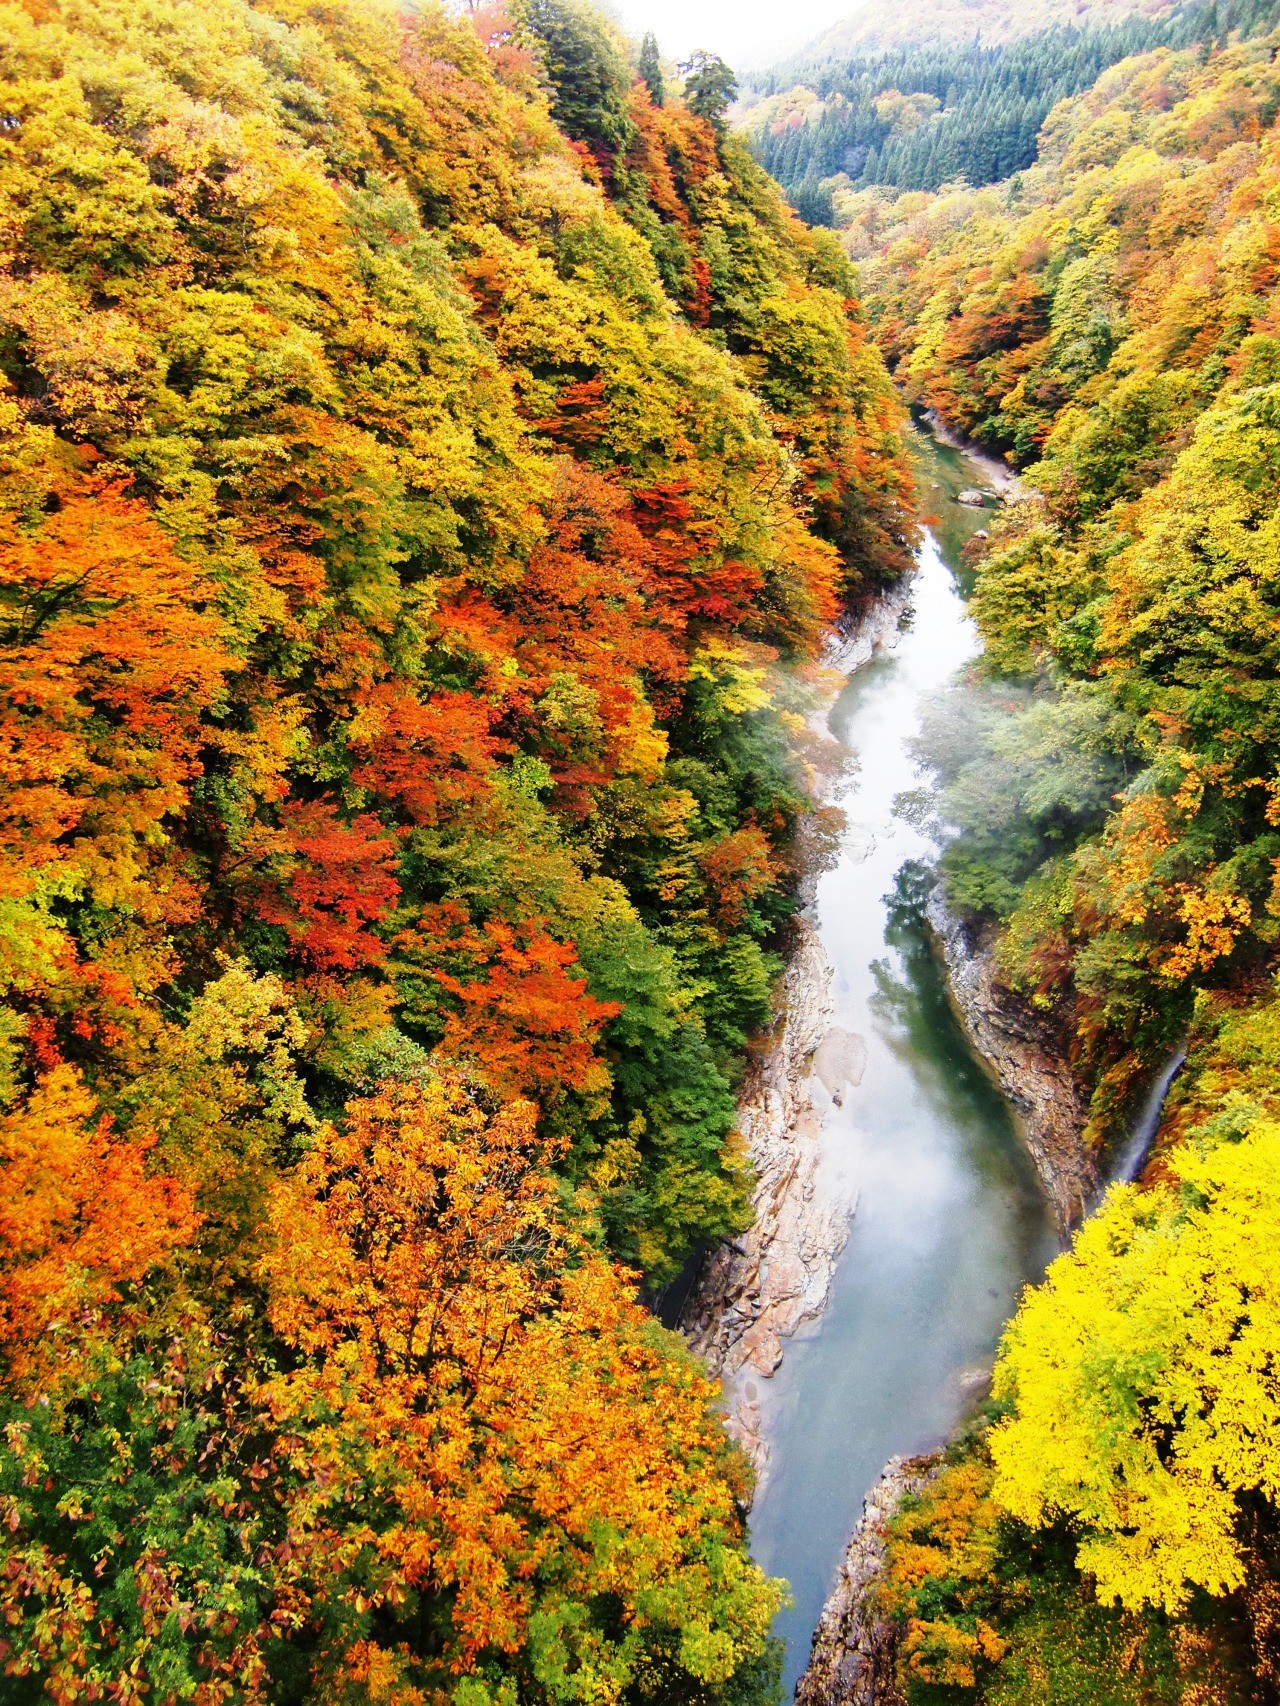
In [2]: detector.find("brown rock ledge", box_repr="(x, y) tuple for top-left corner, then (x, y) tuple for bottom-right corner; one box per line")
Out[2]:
(924, 886), (1096, 1233)
(795, 1455), (938, 1706)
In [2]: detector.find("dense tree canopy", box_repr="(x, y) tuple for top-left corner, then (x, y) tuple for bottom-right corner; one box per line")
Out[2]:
(740, 0), (1280, 222)
(0, 0), (915, 1695)
(993, 1119), (1280, 1612)
(849, 21), (1280, 1115)
(810, 13), (1280, 1700)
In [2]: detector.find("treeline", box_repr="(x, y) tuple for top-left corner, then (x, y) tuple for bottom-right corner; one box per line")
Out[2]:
(837, 19), (1280, 1700)
(0, 0), (915, 1696)
(744, 0), (1280, 221)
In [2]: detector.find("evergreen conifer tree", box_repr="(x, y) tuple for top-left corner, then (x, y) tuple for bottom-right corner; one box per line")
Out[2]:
(638, 31), (665, 106)
(681, 51), (738, 127)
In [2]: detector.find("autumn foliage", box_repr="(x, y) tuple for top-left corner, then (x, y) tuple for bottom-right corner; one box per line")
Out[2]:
(845, 21), (1280, 1109)
(256, 1078), (776, 1699)
(0, 0), (919, 1695)
(831, 16), (1280, 1696)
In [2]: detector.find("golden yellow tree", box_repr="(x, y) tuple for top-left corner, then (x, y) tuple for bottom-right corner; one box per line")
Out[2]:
(991, 1120), (1280, 1611)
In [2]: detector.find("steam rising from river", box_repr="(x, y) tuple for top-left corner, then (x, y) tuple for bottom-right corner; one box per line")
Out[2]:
(906, 676), (1135, 922)
(745, 523), (1058, 1697)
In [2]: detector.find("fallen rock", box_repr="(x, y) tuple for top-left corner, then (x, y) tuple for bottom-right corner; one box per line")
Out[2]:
(814, 1026), (867, 1102)
(955, 487), (993, 508)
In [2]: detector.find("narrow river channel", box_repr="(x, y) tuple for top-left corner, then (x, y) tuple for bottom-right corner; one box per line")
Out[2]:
(748, 425), (1060, 1696)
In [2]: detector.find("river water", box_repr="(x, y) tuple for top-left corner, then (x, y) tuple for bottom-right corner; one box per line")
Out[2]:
(748, 425), (1059, 1695)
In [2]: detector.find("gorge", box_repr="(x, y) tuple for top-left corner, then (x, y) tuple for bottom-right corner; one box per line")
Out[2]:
(685, 420), (1067, 1696)
(4, 0), (1280, 1698)
(690, 416), (1223, 1702)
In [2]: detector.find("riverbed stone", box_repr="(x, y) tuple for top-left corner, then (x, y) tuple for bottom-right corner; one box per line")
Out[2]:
(814, 1027), (868, 1101)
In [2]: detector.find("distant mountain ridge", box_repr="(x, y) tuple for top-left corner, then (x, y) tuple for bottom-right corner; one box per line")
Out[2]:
(740, 0), (1279, 221)
(788, 0), (1172, 61)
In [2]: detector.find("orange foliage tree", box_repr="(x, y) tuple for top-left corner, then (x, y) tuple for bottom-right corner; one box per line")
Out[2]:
(0, 1065), (196, 1389)
(258, 1074), (782, 1699)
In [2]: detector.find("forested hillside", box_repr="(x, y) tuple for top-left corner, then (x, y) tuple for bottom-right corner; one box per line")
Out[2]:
(0, 0), (915, 1696)
(740, 0), (1280, 221)
(790, 0), (1170, 55)
(831, 16), (1280, 1700)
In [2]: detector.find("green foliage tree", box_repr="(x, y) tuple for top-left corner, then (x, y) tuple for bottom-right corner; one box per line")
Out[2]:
(739, 0), (1280, 201)
(923, 682), (1133, 921)
(639, 29), (665, 106)
(515, 0), (638, 158)
(681, 51), (739, 127)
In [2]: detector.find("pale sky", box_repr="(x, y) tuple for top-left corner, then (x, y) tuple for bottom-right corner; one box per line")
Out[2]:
(607, 0), (863, 71)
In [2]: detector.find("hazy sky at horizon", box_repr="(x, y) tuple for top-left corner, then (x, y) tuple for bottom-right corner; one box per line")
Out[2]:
(606, 0), (867, 71)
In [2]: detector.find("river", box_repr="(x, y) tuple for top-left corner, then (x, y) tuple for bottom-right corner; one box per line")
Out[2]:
(747, 423), (1060, 1696)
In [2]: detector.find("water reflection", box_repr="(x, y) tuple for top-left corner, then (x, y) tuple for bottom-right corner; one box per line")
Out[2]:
(745, 445), (1058, 1698)
(905, 416), (998, 594)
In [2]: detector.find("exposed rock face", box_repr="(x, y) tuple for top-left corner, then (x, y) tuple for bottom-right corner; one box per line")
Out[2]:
(795, 1456), (938, 1706)
(924, 885), (1096, 1232)
(680, 920), (855, 1472)
(920, 408), (1027, 501)
(786, 882), (1098, 1706)
(678, 581), (909, 1477)
(826, 579), (913, 676)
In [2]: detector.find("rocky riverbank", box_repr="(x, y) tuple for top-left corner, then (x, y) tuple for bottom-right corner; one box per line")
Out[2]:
(679, 579), (911, 1476)
(794, 1457), (938, 1706)
(924, 886), (1095, 1234)
(920, 409), (1027, 501)
(760, 424), (1097, 1704)
(825, 579), (915, 676)
(680, 920), (848, 1473)
(791, 894), (1097, 1706)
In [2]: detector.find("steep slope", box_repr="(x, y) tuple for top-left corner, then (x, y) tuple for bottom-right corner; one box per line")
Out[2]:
(740, 0), (1280, 221)
(858, 22), (1280, 1108)
(796, 0), (1172, 56)
(0, 0), (915, 1697)
(791, 20), (1280, 1703)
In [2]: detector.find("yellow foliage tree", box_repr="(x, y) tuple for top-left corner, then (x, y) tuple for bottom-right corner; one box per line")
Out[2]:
(991, 1120), (1280, 1612)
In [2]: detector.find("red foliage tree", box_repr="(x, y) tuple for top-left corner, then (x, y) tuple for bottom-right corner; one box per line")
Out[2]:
(254, 799), (402, 972)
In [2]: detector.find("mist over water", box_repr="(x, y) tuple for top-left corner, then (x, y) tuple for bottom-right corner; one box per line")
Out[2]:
(747, 437), (1058, 1697)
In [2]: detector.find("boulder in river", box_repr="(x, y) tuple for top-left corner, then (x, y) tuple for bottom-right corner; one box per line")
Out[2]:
(955, 487), (994, 508)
